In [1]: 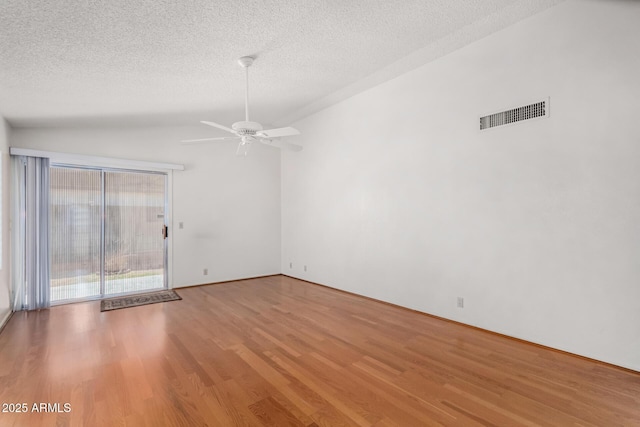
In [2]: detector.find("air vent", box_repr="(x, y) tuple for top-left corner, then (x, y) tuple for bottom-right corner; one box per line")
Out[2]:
(480, 98), (549, 130)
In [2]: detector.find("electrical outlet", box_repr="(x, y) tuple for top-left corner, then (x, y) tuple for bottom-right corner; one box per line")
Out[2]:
(457, 297), (464, 308)
(289, 262), (293, 269)
(304, 265), (307, 272)
(203, 268), (208, 275)
(179, 222), (184, 229)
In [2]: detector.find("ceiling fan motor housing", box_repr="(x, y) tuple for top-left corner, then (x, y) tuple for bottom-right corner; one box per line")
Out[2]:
(232, 120), (263, 135)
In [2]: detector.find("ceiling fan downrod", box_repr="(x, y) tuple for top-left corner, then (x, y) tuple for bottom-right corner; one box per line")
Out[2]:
(238, 56), (254, 122)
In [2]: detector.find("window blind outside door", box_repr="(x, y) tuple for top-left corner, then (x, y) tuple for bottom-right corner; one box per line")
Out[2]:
(50, 167), (102, 301)
(50, 166), (167, 303)
(104, 170), (166, 295)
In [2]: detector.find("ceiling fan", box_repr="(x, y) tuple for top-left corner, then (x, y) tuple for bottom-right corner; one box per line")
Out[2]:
(181, 56), (301, 156)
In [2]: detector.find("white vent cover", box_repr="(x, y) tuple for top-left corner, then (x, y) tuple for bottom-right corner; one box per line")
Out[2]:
(480, 98), (549, 130)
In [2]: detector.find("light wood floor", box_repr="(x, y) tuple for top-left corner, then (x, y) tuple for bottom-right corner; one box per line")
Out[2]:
(0, 275), (638, 426)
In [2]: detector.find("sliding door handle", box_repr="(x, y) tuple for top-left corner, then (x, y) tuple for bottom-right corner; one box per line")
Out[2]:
(162, 225), (168, 239)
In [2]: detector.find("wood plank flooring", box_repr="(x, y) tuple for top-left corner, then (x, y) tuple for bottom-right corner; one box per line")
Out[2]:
(0, 275), (638, 426)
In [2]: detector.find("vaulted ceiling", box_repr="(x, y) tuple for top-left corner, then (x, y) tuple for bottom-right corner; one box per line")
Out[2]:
(0, 0), (562, 128)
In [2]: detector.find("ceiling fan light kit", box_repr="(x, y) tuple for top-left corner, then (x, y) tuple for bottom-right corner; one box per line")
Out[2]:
(181, 56), (301, 156)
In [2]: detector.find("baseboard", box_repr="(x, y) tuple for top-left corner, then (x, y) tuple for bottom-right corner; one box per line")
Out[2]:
(0, 309), (14, 335)
(281, 274), (639, 375)
(173, 273), (281, 290)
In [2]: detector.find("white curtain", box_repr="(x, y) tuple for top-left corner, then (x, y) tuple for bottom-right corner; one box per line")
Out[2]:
(11, 155), (50, 310)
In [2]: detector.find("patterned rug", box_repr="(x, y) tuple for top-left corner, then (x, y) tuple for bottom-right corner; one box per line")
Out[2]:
(100, 290), (181, 312)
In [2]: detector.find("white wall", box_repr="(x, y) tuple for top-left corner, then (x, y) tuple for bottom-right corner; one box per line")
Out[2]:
(11, 124), (281, 288)
(0, 118), (11, 328)
(282, 0), (640, 371)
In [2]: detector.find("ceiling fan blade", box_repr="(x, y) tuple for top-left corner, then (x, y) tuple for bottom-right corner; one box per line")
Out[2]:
(259, 138), (303, 152)
(257, 127), (300, 138)
(201, 121), (236, 134)
(180, 136), (239, 145)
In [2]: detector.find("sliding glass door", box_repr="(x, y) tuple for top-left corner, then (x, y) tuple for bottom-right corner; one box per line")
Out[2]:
(50, 166), (167, 303)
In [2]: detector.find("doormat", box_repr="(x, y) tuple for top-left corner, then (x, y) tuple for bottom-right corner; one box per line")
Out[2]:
(100, 290), (181, 312)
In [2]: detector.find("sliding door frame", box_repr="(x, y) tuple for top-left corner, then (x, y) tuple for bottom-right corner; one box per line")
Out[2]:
(50, 163), (170, 305)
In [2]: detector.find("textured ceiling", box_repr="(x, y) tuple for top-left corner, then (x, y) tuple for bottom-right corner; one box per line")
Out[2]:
(0, 0), (563, 128)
